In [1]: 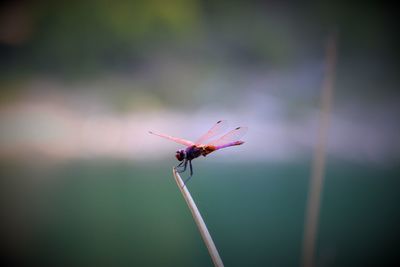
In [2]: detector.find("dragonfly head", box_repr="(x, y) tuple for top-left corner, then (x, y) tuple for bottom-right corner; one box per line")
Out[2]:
(175, 150), (186, 161)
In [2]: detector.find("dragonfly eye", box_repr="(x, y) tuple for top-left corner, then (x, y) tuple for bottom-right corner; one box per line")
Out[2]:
(175, 150), (185, 161)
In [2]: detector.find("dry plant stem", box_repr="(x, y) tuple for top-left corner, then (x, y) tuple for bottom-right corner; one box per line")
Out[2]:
(302, 33), (338, 267)
(172, 168), (224, 267)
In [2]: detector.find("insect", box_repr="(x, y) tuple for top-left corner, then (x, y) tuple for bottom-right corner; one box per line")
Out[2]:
(149, 120), (247, 186)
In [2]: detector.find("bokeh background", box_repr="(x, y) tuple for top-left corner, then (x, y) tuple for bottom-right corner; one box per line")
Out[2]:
(1, 0), (399, 266)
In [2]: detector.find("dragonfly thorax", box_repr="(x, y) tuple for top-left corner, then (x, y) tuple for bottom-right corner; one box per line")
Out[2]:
(185, 145), (204, 160)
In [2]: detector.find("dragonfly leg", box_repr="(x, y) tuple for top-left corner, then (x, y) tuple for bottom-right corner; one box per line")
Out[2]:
(182, 161), (194, 188)
(177, 160), (184, 168)
(177, 159), (187, 173)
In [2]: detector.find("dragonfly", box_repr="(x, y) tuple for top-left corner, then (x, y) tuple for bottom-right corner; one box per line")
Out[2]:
(149, 120), (247, 186)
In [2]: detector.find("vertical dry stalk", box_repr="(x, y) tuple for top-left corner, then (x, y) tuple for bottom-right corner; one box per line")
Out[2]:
(302, 33), (338, 267)
(172, 168), (224, 267)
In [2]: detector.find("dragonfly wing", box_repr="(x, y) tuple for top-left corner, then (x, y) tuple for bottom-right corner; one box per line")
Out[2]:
(208, 126), (248, 148)
(195, 120), (228, 145)
(149, 131), (194, 147)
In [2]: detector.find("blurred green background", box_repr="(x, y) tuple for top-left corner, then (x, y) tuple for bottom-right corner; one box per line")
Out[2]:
(1, 0), (399, 266)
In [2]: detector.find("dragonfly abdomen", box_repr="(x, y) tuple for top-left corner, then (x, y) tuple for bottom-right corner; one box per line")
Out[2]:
(201, 145), (216, 157)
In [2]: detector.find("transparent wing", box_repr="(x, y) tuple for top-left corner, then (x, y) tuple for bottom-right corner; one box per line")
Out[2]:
(195, 120), (228, 145)
(149, 131), (194, 147)
(208, 126), (248, 146)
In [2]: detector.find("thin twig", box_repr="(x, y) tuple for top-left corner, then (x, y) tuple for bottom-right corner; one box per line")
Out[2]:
(302, 32), (338, 267)
(172, 168), (224, 267)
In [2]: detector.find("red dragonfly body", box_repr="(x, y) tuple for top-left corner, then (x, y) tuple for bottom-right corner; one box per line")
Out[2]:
(149, 120), (247, 185)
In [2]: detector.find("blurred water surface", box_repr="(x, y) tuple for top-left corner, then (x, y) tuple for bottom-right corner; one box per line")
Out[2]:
(1, 160), (399, 266)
